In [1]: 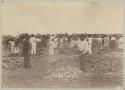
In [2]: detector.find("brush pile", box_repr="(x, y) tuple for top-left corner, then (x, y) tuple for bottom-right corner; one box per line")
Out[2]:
(45, 66), (84, 82)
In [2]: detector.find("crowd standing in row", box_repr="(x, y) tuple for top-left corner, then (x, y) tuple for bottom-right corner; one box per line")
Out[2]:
(2, 33), (123, 69)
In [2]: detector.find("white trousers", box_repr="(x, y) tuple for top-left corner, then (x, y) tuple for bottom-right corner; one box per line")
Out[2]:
(31, 43), (36, 55)
(49, 47), (54, 55)
(88, 44), (92, 55)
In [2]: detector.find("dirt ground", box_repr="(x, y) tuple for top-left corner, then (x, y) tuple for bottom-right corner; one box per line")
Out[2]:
(2, 46), (123, 88)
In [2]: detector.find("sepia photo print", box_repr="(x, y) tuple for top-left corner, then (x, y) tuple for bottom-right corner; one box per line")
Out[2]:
(1, 0), (124, 89)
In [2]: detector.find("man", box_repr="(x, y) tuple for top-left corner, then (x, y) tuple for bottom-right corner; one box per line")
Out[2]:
(87, 35), (93, 55)
(110, 36), (116, 50)
(22, 34), (31, 68)
(14, 37), (19, 56)
(79, 37), (90, 72)
(97, 35), (103, 49)
(30, 34), (37, 55)
(54, 37), (60, 54)
(49, 38), (55, 55)
(70, 37), (74, 48)
(77, 38), (82, 51)
(104, 35), (110, 50)
(9, 39), (15, 56)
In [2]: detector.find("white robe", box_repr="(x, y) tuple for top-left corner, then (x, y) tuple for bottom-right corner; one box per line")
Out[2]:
(49, 41), (55, 55)
(30, 37), (37, 55)
(88, 37), (93, 55)
(78, 40), (85, 51)
(9, 41), (15, 54)
(82, 39), (90, 54)
(70, 40), (74, 48)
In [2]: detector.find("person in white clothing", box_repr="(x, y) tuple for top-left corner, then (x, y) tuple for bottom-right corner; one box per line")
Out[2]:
(77, 38), (85, 51)
(87, 35), (93, 55)
(30, 34), (37, 55)
(9, 40), (15, 55)
(110, 36), (116, 49)
(74, 38), (78, 48)
(97, 35), (103, 49)
(70, 38), (74, 48)
(49, 38), (55, 55)
(79, 37), (90, 72)
(104, 36), (110, 50)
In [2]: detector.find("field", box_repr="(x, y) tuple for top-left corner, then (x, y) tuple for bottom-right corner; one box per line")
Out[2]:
(2, 42), (123, 88)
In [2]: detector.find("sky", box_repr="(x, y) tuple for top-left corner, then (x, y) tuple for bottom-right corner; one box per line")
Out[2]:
(1, 1), (123, 35)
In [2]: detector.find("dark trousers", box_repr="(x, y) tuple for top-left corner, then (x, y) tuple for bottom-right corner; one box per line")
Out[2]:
(79, 53), (87, 72)
(24, 54), (31, 68)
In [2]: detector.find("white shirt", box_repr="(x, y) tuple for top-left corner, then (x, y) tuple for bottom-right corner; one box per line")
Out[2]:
(78, 40), (84, 51)
(111, 37), (116, 41)
(88, 37), (93, 44)
(82, 39), (89, 54)
(78, 39), (89, 54)
(9, 41), (15, 47)
(36, 38), (41, 42)
(30, 37), (37, 44)
(97, 37), (102, 43)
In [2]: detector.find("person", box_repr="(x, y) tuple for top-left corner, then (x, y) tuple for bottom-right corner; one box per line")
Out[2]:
(77, 38), (82, 51)
(49, 38), (55, 55)
(30, 34), (37, 55)
(53, 37), (59, 54)
(13, 37), (19, 56)
(110, 36), (116, 50)
(22, 34), (31, 68)
(60, 37), (64, 48)
(104, 35), (110, 50)
(74, 38), (78, 48)
(9, 39), (15, 56)
(87, 35), (93, 55)
(97, 35), (103, 49)
(79, 37), (90, 72)
(70, 38), (74, 48)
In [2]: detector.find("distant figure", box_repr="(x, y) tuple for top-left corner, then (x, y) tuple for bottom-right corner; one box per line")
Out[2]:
(14, 37), (19, 55)
(74, 38), (78, 48)
(54, 38), (60, 54)
(49, 38), (55, 55)
(79, 37), (90, 72)
(104, 36), (110, 50)
(30, 34), (37, 55)
(70, 38), (74, 48)
(87, 35), (93, 55)
(77, 38), (82, 51)
(97, 35), (103, 49)
(9, 39), (15, 55)
(110, 36), (116, 50)
(22, 34), (31, 68)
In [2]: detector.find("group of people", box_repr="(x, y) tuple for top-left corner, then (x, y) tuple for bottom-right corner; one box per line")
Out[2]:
(48, 34), (123, 56)
(4, 34), (41, 56)
(2, 33), (123, 69)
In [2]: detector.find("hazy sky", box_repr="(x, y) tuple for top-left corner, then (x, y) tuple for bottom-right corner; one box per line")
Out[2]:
(1, 1), (123, 35)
